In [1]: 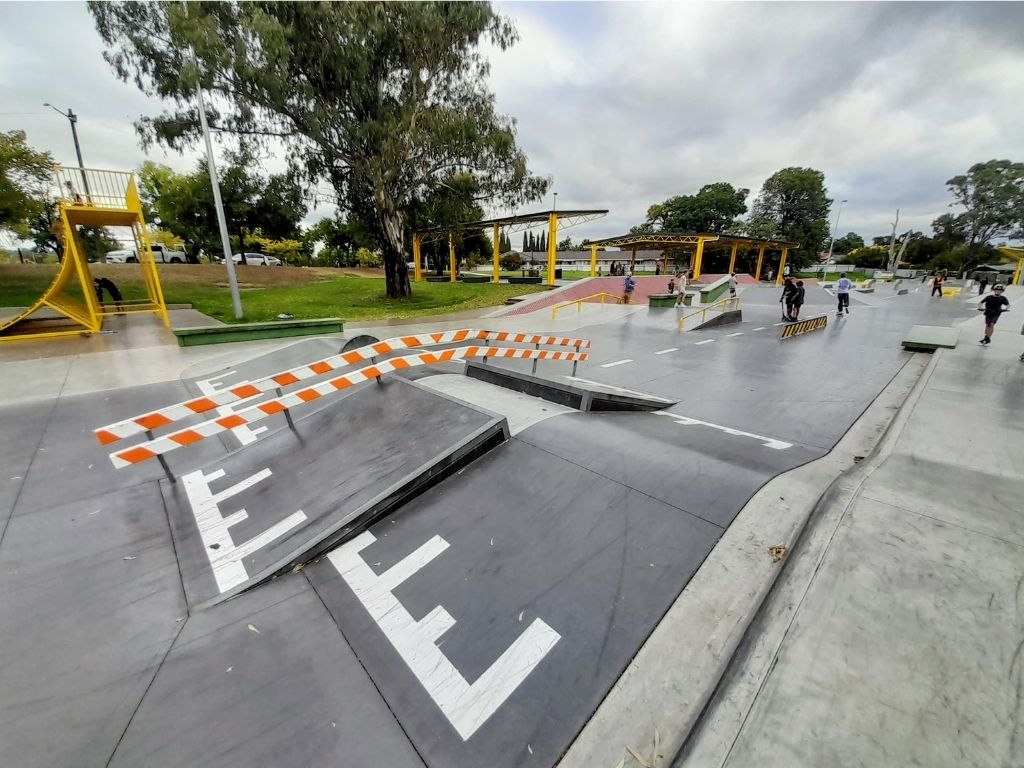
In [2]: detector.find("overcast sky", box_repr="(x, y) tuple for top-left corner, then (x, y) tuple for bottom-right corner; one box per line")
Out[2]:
(2, 1), (1023, 246)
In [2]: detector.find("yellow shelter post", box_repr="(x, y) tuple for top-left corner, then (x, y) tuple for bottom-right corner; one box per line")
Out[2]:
(755, 244), (766, 281)
(448, 232), (456, 283)
(776, 247), (788, 285)
(547, 213), (558, 286)
(727, 243), (738, 275)
(1013, 259), (1023, 287)
(693, 237), (707, 279)
(413, 233), (422, 282)
(492, 223), (501, 283)
(590, 244), (598, 277)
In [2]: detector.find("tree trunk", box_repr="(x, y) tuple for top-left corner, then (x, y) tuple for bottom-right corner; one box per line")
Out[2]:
(378, 208), (411, 298)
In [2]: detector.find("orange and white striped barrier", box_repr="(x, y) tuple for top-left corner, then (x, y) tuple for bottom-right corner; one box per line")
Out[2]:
(94, 329), (591, 445)
(107, 344), (588, 469)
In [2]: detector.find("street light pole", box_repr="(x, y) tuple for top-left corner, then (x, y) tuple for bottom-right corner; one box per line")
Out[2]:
(43, 103), (90, 199)
(193, 65), (244, 320)
(553, 192), (558, 211)
(825, 199), (848, 278)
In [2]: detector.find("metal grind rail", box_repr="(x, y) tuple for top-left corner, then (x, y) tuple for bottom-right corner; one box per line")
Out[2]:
(550, 292), (622, 319)
(94, 329), (592, 445)
(105, 344), (589, 470)
(677, 296), (741, 332)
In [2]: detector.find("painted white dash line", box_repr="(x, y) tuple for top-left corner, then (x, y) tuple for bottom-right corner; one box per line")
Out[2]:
(654, 347), (679, 355)
(601, 358), (633, 368)
(773, 322), (787, 326)
(725, 332), (744, 337)
(694, 339), (715, 346)
(752, 326), (767, 331)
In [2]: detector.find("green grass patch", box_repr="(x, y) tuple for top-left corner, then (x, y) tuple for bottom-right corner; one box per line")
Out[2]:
(0, 264), (545, 323)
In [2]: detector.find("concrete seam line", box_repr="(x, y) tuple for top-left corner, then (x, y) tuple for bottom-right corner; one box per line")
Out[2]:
(555, 352), (932, 768)
(684, 350), (940, 767)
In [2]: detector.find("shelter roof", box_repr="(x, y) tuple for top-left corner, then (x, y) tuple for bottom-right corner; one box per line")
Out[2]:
(581, 232), (800, 249)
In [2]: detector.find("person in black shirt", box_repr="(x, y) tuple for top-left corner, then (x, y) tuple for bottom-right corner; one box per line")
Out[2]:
(780, 277), (797, 321)
(978, 284), (1008, 345)
(93, 277), (125, 313)
(790, 280), (806, 320)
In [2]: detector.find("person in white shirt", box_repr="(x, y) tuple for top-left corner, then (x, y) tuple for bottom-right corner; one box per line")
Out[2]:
(835, 272), (853, 316)
(728, 272), (738, 300)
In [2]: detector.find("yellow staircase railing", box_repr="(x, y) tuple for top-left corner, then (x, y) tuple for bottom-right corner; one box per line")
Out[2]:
(551, 292), (622, 319)
(677, 296), (741, 332)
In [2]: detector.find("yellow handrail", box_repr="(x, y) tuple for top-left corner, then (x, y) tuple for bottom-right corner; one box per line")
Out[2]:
(551, 292), (622, 319)
(677, 296), (741, 332)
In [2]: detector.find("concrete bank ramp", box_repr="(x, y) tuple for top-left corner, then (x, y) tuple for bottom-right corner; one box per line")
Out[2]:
(162, 376), (507, 608)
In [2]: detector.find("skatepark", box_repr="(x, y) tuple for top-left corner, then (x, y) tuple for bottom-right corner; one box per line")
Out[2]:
(2, 254), (1021, 767)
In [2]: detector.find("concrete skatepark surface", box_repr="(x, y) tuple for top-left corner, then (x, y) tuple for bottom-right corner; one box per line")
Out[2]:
(2, 280), (1017, 768)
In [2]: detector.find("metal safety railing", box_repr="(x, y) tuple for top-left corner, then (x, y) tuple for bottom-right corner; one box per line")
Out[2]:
(677, 296), (741, 333)
(55, 166), (134, 209)
(550, 292), (622, 319)
(95, 329), (591, 445)
(96, 330), (592, 476)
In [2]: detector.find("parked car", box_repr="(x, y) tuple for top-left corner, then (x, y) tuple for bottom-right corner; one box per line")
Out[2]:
(231, 252), (282, 266)
(105, 244), (188, 264)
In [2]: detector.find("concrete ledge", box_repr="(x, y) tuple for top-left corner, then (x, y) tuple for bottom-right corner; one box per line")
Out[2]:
(902, 324), (958, 351)
(507, 275), (544, 284)
(648, 294), (677, 308)
(557, 354), (929, 768)
(464, 361), (677, 412)
(459, 274), (491, 283)
(173, 317), (344, 346)
(698, 275), (731, 303)
(693, 309), (742, 330)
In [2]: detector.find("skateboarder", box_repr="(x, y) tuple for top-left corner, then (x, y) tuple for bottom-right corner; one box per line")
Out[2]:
(835, 272), (853, 316)
(931, 272), (944, 297)
(790, 280), (806, 321)
(978, 284), (1009, 345)
(728, 273), (738, 300)
(675, 270), (689, 306)
(780, 277), (797, 321)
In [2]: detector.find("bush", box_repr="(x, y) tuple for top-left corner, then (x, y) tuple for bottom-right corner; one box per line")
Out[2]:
(356, 247), (382, 268)
(500, 251), (523, 271)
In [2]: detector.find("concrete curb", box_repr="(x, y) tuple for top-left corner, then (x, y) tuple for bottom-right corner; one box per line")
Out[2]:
(674, 351), (941, 768)
(556, 351), (930, 768)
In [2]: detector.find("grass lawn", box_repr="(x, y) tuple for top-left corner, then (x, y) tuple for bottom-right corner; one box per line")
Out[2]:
(0, 264), (547, 323)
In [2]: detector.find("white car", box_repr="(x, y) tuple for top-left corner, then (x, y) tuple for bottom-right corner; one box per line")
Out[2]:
(105, 245), (187, 264)
(231, 252), (282, 266)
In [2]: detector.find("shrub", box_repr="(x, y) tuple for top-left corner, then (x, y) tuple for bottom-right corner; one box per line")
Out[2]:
(500, 251), (523, 271)
(356, 247), (382, 268)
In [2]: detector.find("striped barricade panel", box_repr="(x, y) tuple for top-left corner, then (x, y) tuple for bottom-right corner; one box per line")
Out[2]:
(780, 315), (828, 339)
(107, 345), (589, 469)
(94, 329), (592, 445)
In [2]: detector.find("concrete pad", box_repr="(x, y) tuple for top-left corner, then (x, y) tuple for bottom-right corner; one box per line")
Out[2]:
(107, 576), (424, 768)
(0, 483), (185, 768)
(0, 399), (52, 533)
(902, 324), (958, 350)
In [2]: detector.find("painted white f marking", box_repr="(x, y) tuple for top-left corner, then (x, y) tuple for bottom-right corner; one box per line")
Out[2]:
(328, 532), (560, 740)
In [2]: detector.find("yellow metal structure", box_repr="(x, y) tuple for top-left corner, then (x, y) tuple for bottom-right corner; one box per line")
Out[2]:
(727, 242), (738, 275)
(941, 286), (962, 298)
(754, 244), (766, 281)
(448, 232), (456, 283)
(551, 292), (622, 319)
(0, 167), (169, 343)
(546, 213), (558, 286)
(412, 233), (422, 283)
(590, 244), (598, 277)
(776, 247), (789, 285)
(677, 296), (741, 333)
(997, 246), (1024, 286)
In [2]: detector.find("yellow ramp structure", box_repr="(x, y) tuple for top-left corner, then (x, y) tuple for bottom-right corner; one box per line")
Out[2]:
(0, 167), (170, 342)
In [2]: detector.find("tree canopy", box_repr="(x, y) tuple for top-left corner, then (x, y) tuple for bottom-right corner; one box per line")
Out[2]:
(90, 1), (549, 297)
(944, 159), (1024, 248)
(642, 182), (748, 233)
(748, 167), (830, 266)
(1, 131), (54, 238)
(137, 154), (305, 263)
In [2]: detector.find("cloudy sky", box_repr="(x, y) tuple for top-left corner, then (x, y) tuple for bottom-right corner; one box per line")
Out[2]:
(2, 1), (1023, 245)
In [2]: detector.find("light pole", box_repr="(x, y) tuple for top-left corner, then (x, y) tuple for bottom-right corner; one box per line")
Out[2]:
(43, 103), (90, 199)
(825, 199), (848, 277)
(553, 192), (558, 211)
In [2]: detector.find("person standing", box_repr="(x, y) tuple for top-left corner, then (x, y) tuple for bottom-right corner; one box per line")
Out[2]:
(835, 272), (853, 316)
(765, 267), (773, 283)
(931, 272), (944, 297)
(780, 277), (797, 321)
(978, 273), (989, 295)
(675, 269), (689, 306)
(728, 272), (738, 301)
(978, 284), (1009, 345)
(790, 280), (806, 321)
(622, 271), (636, 304)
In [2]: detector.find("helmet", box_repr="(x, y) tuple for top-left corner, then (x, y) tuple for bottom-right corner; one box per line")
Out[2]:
(993, 284), (1005, 291)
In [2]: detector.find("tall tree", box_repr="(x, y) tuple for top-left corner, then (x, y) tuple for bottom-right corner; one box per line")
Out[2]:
(1, 131), (54, 237)
(91, 1), (548, 298)
(748, 167), (830, 267)
(643, 182), (748, 233)
(831, 232), (864, 254)
(945, 160), (1024, 248)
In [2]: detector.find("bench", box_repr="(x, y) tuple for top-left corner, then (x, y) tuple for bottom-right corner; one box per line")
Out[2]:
(173, 317), (344, 347)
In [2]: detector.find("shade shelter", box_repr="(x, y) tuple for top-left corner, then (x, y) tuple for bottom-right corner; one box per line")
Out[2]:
(580, 232), (799, 283)
(413, 208), (608, 286)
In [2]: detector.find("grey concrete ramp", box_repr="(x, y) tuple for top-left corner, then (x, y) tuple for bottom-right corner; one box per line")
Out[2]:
(304, 407), (818, 768)
(163, 376), (508, 608)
